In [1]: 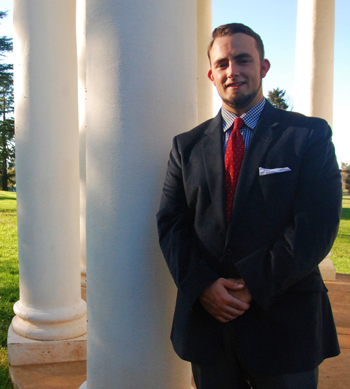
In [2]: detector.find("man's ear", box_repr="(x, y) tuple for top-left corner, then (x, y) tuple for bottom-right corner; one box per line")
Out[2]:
(261, 59), (271, 79)
(207, 69), (215, 85)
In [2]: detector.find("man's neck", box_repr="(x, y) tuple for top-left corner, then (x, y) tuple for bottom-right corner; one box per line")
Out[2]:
(222, 97), (265, 117)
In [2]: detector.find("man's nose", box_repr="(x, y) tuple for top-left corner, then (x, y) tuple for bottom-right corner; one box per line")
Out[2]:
(227, 61), (239, 78)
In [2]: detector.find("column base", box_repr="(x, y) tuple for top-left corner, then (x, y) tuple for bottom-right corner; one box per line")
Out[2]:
(319, 254), (336, 281)
(9, 361), (86, 389)
(12, 299), (87, 341)
(8, 324), (87, 366)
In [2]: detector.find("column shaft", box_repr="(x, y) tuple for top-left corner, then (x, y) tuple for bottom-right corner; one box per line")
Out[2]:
(197, 0), (213, 123)
(12, 0), (86, 341)
(294, 0), (336, 281)
(85, 0), (196, 387)
(294, 0), (335, 125)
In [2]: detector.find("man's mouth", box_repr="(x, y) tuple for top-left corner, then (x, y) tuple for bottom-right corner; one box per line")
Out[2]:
(225, 82), (245, 89)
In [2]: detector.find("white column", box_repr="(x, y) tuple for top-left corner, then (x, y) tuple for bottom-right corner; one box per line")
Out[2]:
(11, 0), (86, 344)
(294, 0), (336, 280)
(294, 0), (335, 125)
(77, 0), (87, 301)
(197, 0), (213, 123)
(84, 0), (196, 387)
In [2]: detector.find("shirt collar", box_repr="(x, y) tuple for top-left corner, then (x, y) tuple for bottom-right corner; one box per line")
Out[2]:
(221, 98), (266, 132)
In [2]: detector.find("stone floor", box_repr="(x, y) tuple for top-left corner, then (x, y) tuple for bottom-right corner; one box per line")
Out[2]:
(319, 274), (350, 389)
(9, 274), (350, 388)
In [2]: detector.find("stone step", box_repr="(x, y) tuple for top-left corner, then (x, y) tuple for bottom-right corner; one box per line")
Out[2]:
(9, 361), (86, 389)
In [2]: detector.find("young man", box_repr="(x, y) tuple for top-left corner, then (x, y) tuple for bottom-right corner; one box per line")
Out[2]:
(157, 23), (342, 388)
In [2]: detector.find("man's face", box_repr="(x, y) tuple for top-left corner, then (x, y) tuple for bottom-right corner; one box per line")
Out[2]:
(208, 33), (270, 115)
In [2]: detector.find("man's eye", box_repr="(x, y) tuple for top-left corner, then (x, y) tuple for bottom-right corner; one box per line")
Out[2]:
(238, 59), (251, 64)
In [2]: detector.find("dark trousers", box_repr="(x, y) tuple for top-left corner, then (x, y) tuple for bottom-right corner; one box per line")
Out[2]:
(192, 321), (319, 389)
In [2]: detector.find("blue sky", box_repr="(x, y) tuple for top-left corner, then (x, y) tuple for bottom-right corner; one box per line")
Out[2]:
(1, 0), (349, 163)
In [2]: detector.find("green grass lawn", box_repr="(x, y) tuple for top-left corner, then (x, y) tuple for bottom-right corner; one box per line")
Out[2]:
(0, 191), (18, 388)
(331, 193), (350, 274)
(0, 191), (348, 387)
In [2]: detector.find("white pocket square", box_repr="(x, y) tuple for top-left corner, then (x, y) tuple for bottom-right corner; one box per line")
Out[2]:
(259, 167), (291, 176)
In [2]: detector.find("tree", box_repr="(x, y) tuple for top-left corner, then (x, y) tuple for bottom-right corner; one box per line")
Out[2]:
(267, 88), (289, 110)
(0, 11), (14, 191)
(0, 81), (15, 191)
(0, 11), (13, 84)
(0, 12), (12, 52)
(341, 162), (350, 193)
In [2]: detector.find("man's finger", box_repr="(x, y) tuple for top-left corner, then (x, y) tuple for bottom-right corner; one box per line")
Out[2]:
(225, 278), (245, 290)
(226, 295), (250, 311)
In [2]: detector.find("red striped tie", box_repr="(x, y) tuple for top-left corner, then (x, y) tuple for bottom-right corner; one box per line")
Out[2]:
(225, 117), (245, 223)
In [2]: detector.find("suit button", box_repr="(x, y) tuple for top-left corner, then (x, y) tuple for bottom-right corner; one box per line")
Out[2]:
(225, 249), (232, 256)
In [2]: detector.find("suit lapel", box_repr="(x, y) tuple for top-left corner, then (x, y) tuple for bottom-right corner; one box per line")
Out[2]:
(201, 112), (226, 236)
(226, 103), (281, 243)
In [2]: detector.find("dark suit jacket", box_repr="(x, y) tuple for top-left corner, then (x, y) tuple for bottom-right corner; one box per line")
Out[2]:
(157, 102), (342, 374)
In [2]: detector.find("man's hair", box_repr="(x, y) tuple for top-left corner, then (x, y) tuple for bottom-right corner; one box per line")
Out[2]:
(207, 23), (265, 64)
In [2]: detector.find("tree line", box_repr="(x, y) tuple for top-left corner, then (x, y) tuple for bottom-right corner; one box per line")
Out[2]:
(0, 11), (15, 191)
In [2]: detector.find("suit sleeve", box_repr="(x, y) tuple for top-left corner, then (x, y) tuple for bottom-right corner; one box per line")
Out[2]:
(235, 122), (343, 311)
(157, 137), (219, 308)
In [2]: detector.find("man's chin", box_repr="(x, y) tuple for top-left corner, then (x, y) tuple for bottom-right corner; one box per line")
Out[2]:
(224, 97), (253, 111)
(224, 91), (259, 111)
